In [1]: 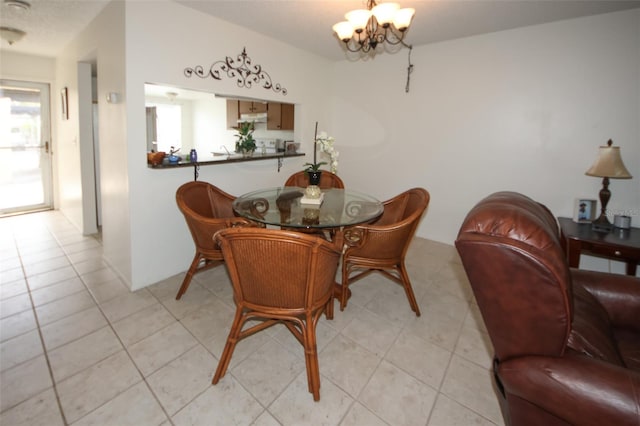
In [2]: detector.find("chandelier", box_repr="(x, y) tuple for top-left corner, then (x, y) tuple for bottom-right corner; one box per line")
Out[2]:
(332, 0), (415, 53)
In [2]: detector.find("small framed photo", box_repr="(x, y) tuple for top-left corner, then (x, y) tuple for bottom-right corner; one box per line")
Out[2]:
(573, 198), (597, 223)
(61, 87), (69, 120)
(284, 141), (298, 154)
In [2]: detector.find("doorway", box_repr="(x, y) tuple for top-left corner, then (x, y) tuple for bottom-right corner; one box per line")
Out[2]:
(0, 79), (53, 216)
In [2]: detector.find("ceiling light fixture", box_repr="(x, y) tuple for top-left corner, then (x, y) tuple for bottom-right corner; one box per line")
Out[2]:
(0, 26), (26, 45)
(332, 1), (415, 92)
(4, 0), (31, 11)
(332, 0), (415, 53)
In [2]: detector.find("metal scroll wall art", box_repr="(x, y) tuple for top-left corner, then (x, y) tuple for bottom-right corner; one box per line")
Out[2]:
(184, 47), (287, 96)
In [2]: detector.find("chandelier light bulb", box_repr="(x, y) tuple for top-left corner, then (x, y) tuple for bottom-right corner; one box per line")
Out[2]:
(393, 8), (415, 30)
(332, 21), (355, 41)
(345, 9), (372, 32)
(372, 2), (400, 26)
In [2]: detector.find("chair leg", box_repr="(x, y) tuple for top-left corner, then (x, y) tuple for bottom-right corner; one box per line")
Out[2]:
(175, 253), (202, 300)
(325, 291), (334, 320)
(302, 315), (321, 401)
(399, 263), (421, 316)
(212, 308), (244, 384)
(340, 263), (350, 311)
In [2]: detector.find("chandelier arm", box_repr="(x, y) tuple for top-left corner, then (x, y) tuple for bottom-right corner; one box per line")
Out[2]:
(381, 26), (410, 46)
(343, 40), (367, 53)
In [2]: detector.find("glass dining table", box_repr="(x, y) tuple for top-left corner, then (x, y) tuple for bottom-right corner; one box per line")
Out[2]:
(232, 186), (384, 230)
(232, 186), (384, 304)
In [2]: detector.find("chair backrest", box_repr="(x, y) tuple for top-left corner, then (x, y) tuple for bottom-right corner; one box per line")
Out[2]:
(214, 228), (341, 311)
(455, 191), (572, 362)
(284, 171), (345, 189)
(176, 181), (237, 253)
(345, 188), (430, 259)
(374, 187), (429, 226)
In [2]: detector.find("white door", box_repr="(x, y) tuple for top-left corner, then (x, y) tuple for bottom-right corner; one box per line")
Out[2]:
(0, 79), (53, 216)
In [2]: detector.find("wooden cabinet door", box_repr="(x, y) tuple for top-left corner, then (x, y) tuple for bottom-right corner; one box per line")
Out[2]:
(238, 101), (253, 114)
(267, 102), (294, 130)
(239, 101), (267, 114)
(226, 100), (239, 128)
(267, 102), (282, 130)
(252, 102), (267, 113)
(280, 103), (294, 130)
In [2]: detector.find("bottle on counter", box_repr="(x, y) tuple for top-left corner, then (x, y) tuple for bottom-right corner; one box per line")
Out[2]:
(189, 149), (198, 163)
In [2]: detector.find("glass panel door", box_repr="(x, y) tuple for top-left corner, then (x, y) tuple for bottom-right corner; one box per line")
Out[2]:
(0, 79), (52, 216)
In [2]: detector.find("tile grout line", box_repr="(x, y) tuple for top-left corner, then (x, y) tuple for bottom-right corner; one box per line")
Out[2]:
(58, 234), (179, 426)
(12, 222), (172, 425)
(14, 230), (70, 426)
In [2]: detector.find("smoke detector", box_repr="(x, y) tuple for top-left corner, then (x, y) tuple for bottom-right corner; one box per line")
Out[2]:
(4, 0), (31, 11)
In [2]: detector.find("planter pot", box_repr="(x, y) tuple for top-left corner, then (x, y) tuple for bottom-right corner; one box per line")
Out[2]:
(307, 170), (322, 186)
(242, 149), (255, 158)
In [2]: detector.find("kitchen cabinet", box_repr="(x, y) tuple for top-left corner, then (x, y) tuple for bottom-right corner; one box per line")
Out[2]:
(239, 100), (267, 114)
(267, 102), (294, 130)
(226, 100), (294, 130)
(226, 100), (239, 129)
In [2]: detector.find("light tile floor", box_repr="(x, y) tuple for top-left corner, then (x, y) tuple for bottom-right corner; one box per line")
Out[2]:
(0, 210), (504, 426)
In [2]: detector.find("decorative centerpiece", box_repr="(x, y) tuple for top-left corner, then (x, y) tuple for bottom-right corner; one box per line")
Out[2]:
(302, 122), (339, 202)
(235, 121), (257, 157)
(302, 207), (320, 225)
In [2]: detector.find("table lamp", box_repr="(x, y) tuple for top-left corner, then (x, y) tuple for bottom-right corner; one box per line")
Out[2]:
(585, 139), (632, 231)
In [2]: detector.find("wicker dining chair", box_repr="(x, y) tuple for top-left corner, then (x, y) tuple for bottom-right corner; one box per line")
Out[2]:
(284, 170), (345, 189)
(174, 181), (253, 300)
(212, 227), (342, 401)
(340, 187), (430, 316)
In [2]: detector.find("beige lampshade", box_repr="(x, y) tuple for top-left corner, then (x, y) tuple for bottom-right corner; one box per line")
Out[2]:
(372, 2), (400, 25)
(345, 9), (372, 31)
(585, 139), (632, 179)
(393, 8), (415, 30)
(333, 21), (354, 40)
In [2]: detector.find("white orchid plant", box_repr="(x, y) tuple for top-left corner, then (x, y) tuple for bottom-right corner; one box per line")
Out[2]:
(304, 129), (339, 174)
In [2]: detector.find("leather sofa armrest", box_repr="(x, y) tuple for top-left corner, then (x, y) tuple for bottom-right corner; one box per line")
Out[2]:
(571, 269), (640, 333)
(499, 354), (640, 426)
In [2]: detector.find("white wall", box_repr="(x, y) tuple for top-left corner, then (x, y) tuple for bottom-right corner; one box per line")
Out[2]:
(124, 0), (334, 289)
(51, 3), (640, 288)
(0, 51), (55, 82)
(329, 9), (639, 276)
(55, 0), (130, 283)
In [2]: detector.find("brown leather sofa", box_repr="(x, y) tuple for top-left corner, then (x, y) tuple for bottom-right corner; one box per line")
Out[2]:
(455, 191), (640, 426)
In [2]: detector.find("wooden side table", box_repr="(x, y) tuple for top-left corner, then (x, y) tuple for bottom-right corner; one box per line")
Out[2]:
(557, 217), (640, 276)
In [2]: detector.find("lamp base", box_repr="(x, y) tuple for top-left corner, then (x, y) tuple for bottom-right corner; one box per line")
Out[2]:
(591, 214), (612, 233)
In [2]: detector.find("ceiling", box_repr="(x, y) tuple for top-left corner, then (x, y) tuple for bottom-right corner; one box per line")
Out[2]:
(1, 0), (639, 61)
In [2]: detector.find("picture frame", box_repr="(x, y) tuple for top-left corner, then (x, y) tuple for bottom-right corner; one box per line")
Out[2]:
(284, 141), (298, 154)
(573, 198), (597, 223)
(61, 87), (69, 120)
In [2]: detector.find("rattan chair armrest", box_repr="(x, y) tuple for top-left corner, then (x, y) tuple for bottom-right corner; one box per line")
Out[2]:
(227, 217), (259, 227)
(343, 226), (368, 248)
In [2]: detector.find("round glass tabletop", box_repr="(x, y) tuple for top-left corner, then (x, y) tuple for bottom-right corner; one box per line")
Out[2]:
(233, 187), (383, 229)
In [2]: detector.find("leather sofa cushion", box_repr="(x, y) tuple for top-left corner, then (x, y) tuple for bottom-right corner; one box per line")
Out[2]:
(615, 329), (640, 372)
(568, 283), (624, 366)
